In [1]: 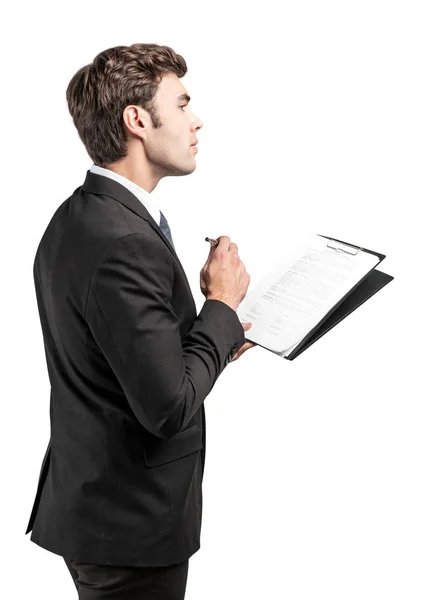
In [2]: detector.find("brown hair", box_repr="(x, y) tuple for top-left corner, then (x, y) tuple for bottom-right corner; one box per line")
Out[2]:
(66, 43), (187, 167)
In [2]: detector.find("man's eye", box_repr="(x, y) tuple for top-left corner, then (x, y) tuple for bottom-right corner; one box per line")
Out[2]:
(179, 105), (187, 111)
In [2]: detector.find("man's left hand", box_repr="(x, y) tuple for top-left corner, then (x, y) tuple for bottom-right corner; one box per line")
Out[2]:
(231, 322), (257, 362)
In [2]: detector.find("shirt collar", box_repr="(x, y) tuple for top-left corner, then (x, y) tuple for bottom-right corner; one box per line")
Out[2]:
(89, 164), (161, 226)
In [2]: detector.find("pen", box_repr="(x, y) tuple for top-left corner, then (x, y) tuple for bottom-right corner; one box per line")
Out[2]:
(205, 237), (219, 246)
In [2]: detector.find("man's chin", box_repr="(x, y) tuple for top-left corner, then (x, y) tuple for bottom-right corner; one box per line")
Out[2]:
(166, 161), (197, 177)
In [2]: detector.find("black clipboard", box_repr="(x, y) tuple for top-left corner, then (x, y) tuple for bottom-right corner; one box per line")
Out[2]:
(246, 234), (394, 360)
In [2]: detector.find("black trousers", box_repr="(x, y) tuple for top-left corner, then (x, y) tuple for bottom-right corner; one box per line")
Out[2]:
(63, 557), (189, 599)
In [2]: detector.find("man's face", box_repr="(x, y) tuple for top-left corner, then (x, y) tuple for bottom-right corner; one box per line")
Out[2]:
(143, 73), (203, 178)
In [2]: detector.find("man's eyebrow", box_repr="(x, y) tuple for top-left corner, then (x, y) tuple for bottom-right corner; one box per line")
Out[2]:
(177, 93), (191, 103)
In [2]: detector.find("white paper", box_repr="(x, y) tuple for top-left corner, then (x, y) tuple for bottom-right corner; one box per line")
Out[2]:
(237, 233), (380, 354)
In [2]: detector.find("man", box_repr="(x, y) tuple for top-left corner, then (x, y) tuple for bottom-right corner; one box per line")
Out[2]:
(25, 42), (255, 599)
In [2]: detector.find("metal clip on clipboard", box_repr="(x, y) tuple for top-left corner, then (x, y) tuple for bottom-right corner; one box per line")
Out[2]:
(326, 238), (362, 255)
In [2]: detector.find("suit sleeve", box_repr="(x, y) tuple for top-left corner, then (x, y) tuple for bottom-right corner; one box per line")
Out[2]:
(85, 232), (246, 439)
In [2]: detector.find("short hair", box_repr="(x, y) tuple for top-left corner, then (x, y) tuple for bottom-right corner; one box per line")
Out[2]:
(66, 43), (187, 167)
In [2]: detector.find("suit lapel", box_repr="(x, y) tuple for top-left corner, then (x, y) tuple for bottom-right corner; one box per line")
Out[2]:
(81, 170), (195, 303)
(82, 170), (178, 258)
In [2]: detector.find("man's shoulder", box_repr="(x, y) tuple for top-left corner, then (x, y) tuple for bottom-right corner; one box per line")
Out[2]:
(34, 184), (160, 274)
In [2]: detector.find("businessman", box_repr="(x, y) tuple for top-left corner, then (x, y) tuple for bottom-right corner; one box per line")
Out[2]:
(25, 43), (256, 599)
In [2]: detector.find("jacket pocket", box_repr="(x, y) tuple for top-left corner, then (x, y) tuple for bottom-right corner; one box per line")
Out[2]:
(143, 424), (203, 468)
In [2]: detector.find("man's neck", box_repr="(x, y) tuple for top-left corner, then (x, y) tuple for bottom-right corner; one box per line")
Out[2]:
(105, 156), (162, 193)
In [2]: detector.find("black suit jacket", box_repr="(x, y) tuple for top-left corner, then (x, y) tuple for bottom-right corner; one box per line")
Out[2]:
(25, 170), (246, 566)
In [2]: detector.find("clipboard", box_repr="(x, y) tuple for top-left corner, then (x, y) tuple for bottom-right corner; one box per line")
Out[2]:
(245, 234), (394, 360)
(284, 234), (393, 360)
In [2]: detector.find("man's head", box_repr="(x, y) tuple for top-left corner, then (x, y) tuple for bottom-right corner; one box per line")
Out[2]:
(66, 43), (203, 191)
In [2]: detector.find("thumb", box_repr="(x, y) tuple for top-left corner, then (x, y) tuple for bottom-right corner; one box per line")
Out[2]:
(241, 322), (253, 331)
(207, 240), (217, 260)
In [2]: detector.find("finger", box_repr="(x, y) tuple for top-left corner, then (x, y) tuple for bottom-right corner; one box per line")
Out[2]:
(231, 340), (255, 361)
(207, 243), (216, 260)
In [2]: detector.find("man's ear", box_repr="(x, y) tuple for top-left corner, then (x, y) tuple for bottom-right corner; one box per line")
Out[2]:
(122, 105), (149, 140)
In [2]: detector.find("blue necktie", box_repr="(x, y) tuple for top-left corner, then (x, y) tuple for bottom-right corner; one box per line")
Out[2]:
(159, 211), (175, 250)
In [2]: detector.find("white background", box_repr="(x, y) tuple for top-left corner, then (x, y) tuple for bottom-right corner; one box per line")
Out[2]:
(2, 1), (426, 598)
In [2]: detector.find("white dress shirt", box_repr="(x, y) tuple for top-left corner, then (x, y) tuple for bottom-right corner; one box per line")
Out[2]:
(90, 164), (161, 226)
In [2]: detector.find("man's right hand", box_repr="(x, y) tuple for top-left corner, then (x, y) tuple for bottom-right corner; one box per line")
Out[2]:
(200, 235), (250, 312)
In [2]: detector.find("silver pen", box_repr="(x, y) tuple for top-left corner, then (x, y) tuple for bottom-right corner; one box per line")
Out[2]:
(205, 237), (219, 246)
